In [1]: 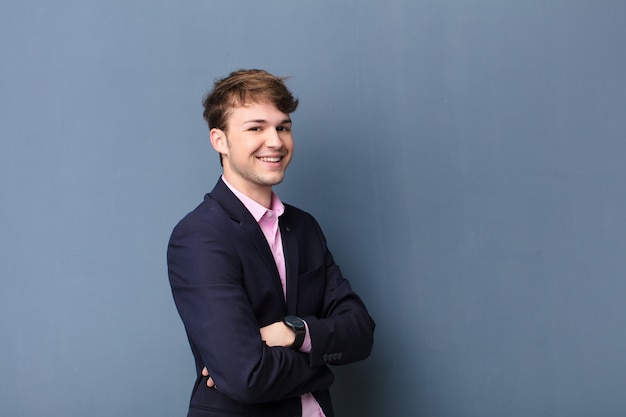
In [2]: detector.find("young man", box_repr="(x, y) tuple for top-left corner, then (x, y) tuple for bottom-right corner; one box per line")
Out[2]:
(167, 69), (375, 417)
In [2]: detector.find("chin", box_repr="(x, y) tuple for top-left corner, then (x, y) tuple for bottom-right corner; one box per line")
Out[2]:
(262, 175), (285, 186)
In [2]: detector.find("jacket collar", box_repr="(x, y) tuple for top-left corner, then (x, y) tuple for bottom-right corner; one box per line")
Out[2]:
(206, 177), (254, 223)
(208, 178), (295, 311)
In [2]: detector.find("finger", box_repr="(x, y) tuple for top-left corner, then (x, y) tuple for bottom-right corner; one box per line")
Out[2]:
(206, 376), (215, 388)
(202, 367), (209, 377)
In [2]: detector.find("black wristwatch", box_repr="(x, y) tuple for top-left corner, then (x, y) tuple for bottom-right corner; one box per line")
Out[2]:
(283, 315), (306, 350)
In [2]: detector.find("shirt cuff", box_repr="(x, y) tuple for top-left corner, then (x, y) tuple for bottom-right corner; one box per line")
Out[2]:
(299, 320), (312, 353)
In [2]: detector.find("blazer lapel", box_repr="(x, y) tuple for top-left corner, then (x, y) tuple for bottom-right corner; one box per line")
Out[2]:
(280, 216), (299, 315)
(209, 179), (285, 301)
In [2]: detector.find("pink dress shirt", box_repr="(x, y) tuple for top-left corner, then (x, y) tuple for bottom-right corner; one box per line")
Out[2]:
(223, 178), (324, 417)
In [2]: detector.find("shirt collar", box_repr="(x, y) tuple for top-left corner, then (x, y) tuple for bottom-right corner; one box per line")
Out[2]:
(221, 176), (285, 223)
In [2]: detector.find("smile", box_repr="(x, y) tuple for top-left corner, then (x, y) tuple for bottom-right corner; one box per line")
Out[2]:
(258, 156), (282, 162)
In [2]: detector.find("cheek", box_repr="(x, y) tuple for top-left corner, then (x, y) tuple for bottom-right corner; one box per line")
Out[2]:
(284, 136), (294, 151)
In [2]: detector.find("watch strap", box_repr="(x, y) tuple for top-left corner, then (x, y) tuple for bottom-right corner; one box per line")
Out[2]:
(283, 315), (305, 350)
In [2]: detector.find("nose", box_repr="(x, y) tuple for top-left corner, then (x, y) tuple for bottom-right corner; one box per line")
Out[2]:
(264, 128), (283, 148)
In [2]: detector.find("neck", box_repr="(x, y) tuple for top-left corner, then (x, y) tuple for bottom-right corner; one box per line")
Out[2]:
(247, 189), (273, 209)
(222, 175), (273, 209)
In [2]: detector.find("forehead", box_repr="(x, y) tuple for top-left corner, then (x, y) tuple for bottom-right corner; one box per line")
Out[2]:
(226, 101), (290, 124)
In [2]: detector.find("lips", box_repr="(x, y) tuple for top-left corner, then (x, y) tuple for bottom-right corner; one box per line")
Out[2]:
(258, 156), (282, 162)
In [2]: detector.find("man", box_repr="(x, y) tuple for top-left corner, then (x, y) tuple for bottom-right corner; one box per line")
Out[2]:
(167, 69), (375, 417)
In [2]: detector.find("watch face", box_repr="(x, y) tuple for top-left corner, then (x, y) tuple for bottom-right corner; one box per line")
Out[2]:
(284, 315), (305, 350)
(285, 315), (304, 330)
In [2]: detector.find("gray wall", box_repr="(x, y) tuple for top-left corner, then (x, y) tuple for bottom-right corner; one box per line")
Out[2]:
(2, 1), (626, 416)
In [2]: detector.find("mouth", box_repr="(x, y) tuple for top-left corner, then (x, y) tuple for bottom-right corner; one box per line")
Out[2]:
(258, 156), (282, 163)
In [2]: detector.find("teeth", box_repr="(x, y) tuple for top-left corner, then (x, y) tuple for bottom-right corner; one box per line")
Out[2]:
(259, 157), (281, 162)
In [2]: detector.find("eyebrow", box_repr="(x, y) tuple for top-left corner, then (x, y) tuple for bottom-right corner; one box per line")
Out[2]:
(244, 118), (292, 125)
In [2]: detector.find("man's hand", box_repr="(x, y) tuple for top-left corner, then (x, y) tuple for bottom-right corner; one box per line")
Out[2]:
(202, 367), (216, 388)
(260, 321), (295, 347)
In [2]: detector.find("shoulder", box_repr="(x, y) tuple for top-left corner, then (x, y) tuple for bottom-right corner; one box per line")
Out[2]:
(172, 178), (248, 231)
(169, 193), (234, 241)
(282, 203), (316, 224)
(281, 203), (326, 239)
(175, 193), (221, 224)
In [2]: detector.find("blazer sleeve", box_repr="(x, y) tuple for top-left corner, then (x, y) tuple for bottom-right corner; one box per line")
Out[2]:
(298, 216), (376, 368)
(167, 215), (334, 405)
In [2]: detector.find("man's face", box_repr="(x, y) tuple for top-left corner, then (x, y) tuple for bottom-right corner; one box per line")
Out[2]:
(211, 101), (294, 199)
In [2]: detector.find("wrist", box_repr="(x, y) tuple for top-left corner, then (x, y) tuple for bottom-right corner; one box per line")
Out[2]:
(282, 315), (306, 350)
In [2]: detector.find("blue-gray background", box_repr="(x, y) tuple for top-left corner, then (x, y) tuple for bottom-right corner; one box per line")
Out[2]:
(2, 1), (625, 416)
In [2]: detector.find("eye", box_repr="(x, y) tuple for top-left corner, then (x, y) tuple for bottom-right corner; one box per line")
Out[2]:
(248, 126), (261, 132)
(276, 125), (291, 132)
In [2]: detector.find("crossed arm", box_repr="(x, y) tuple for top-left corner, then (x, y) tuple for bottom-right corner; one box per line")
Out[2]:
(202, 321), (297, 387)
(169, 210), (374, 402)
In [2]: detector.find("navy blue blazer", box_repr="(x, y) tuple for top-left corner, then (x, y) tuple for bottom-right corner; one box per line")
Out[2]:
(168, 178), (375, 417)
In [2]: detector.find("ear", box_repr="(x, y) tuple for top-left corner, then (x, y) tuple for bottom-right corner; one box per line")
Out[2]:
(210, 128), (228, 156)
